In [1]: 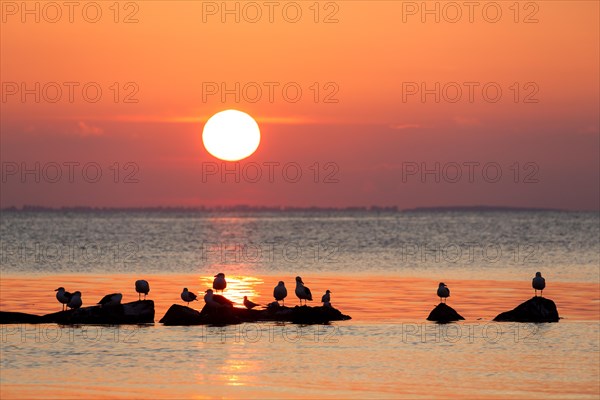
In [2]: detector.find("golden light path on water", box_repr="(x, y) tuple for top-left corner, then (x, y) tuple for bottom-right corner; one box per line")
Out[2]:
(1, 274), (599, 399)
(0, 273), (598, 322)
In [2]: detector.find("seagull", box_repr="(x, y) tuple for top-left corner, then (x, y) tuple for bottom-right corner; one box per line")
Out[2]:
(98, 293), (123, 307)
(55, 287), (72, 311)
(181, 288), (198, 305)
(437, 282), (450, 303)
(67, 291), (82, 310)
(295, 276), (313, 306)
(273, 281), (287, 305)
(135, 280), (150, 300)
(204, 289), (234, 308)
(321, 290), (332, 307)
(243, 296), (260, 309)
(212, 273), (227, 293)
(532, 272), (546, 297)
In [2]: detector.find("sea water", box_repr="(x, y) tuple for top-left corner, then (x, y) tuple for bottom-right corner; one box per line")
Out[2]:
(1, 210), (598, 398)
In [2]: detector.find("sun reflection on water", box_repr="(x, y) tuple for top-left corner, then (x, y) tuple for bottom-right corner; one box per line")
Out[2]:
(197, 274), (265, 306)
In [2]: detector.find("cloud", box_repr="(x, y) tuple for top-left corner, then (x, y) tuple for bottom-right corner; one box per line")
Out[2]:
(389, 123), (421, 130)
(75, 121), (103, 136)
(453, 116), (481, 126)
(55, 114), (313, 125)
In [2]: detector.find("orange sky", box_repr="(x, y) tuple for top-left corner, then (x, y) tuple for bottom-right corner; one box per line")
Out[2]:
(1, 1), (599, 210)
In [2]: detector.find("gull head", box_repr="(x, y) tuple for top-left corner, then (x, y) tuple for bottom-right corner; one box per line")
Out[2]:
(295, 276), (303, 284)
(55, 287), (65, 292)
(214, 273), (225, 278)
(278, 281), (285, 286)
(535, 272), (542, 277)
(439, 282), (446, 287)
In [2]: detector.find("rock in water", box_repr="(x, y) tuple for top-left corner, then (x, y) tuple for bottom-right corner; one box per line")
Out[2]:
(494, 296), (559, 323)
(289, 305), (351, 324)
(159, 304), (203, 325)
(159, 303), (351, 325)
(427, 303), (465, 323)
(0, 311), (44, 324)
(0, 300), (155, 325)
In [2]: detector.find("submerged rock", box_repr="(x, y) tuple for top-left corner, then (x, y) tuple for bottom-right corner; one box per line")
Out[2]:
(493, 296), (559, 323)
(0, 300), (155, 325)
(427, 303), (465, 323)
(159, 303), (352, 326)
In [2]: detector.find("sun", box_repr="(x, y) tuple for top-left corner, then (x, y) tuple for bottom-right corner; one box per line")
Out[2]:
(202, 109), (261, 161)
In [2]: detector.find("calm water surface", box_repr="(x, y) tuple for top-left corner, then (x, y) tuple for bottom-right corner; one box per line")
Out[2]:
(1, 211), (599, 398)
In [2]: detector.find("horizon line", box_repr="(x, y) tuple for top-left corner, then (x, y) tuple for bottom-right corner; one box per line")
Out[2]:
(1, 205), (588, 213)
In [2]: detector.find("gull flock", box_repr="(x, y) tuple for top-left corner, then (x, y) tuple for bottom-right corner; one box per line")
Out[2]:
(54, 272), (548, 311)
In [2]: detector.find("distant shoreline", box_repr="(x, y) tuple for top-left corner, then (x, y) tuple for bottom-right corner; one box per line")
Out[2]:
(0, 205), (577, 213)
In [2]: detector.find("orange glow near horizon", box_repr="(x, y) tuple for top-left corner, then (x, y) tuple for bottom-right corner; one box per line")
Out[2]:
(1, 1), (598, 210)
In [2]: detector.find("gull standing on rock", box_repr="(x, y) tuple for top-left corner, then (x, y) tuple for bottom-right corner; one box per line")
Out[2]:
(67, 291), (82, 310)
(273, 281), (287, 305)
(532, 272), (546, 297)
(321, 290), (332, 307)
(295, 276), (313, 306)
(437, 282), (450, 303)
(243, 296), (260, 309)
(181, 288), (198, 305)
(135, 280), (150, 300)
(213, 273), (227, 293)
(55, 287), (72, 311)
